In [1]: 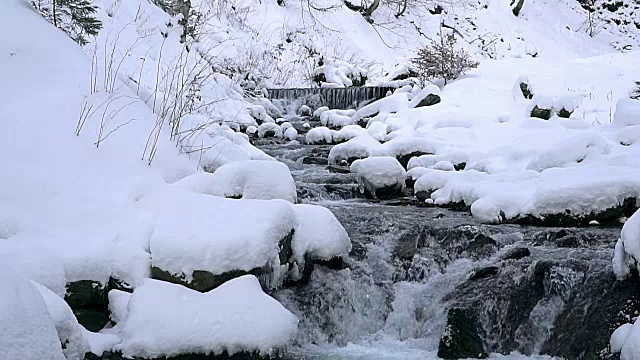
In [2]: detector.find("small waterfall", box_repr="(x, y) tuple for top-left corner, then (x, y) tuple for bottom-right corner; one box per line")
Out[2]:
(266, 87), (393, 110)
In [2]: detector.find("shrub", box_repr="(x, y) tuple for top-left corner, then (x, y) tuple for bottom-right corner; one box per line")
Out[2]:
(411, 32), (478, 86)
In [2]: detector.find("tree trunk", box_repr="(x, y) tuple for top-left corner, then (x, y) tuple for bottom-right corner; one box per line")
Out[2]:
(52, 0), (58, 27)
(395, 0), (408, 18)
(364, 0), (380, 18)
(177, 0), (191, 43)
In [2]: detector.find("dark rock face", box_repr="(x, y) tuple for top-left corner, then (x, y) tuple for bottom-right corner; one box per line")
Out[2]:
(557, 108), (573, 118)
(530, 105), (552, 120)
(397, 151), (431, 169)
(152, 231), (294, 293)
(501, 247), (531, 261)
(468, 266), (500, 281)
(302, 156), (328, 165)
(416, 93), (441, 107)
(65, 280), (109, 332)
(438, 308), (488, 359)
(519, 81), (534, 99)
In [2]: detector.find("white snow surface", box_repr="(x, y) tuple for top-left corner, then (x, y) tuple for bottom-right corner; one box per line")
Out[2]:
(613, 209), (640, 280)
(611, 317), (640, 360)
(351, 157), (407, 197)
(0, 266), (65, 360)
(114, 276), (298, 358)
(141, 190), (297, 280)
(290, 204), (352, 266)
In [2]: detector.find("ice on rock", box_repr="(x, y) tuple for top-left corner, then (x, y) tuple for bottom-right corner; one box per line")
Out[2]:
(613, 209), (640, 280)
(306, 126), (334, 144)
(614, 98), (640, 127)
(0, 266), (65, 360)
(291, 204), (352, 267)
(350, 156), (407, 198)
(140, 190), (297, 283)
(114, 276), (298, 358)
(209, 160), (297, 203)
(328, 134), (382, 164)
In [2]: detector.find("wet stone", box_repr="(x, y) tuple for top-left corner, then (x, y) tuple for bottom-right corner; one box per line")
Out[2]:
(438, 308), (488, 359)
(65, 280), (109, 332)
(501, 247), (531, 261)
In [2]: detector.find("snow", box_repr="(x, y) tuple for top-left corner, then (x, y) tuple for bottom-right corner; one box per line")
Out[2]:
(350, 157), (407, 197)
(141, 190), (297, 281)
(613, 209), (640, 280)
(114, 276), (298, 358)
(320, 109), (357, 128)
(175, 161), (296, 203)
(306, 126), (334, 145)
(614, 98), (640, 127)
(284, 127), (299, 141)
(611, 318), (640, 360)
(108, 290), (132, 324)
(332, 125), (370, 143)
(313, 58), (367, 87)
(258, 122), (283, 138)
(0, 266), (65, 360)
(290, 204), (352, 267)
(32, 281), (91, 360)
(329, 135), (382, 164)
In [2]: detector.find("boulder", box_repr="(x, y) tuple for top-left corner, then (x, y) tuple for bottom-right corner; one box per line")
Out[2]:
(438, 308), (488, 359)
(64, 280), (109, 332)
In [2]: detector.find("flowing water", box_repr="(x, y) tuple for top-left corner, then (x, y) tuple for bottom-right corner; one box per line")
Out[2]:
(256, 115), (639, 360)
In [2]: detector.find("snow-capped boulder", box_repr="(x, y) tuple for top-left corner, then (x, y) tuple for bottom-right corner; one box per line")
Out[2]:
(332, 125), (369, 143)
(258, 122), (282, 138)
(141, 191), (297, 292)
(610, 318), (640, 360)
(320, 109), (357, 128)
(299, 105), (312, 116)
(613, 209), (640, 280)
(529, 96), (554, 120)
(248, 105), (267, 123)
(290, 204), (351, 269)
(513, 75), (535, 100)
(114, 276), (298, 359)
(208, 160), (297, 203)
(283, 127), (298, 141)
(0, 266), (65, 360)
(328, 134), (382, 165)
(32, 281), (91, 360)
(409, 85), (441, 108)
(350, 156), (407, 199)
(614, 98), (640, 127)
(306, 127), (333, 145)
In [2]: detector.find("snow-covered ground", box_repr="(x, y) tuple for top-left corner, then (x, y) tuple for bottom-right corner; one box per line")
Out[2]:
(3, 0), (640, 358)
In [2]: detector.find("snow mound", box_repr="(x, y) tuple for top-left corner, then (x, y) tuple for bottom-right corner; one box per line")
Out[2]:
(614, 98), (640, 127)
(0, 266), (65, 360)
(328, 134), (382, 164)
(306, 127), (333, 145)
(320, 109), (357, 128)
(350, 157), (407, 198)
(258, 122), (282, 138)
(332, 125), (369, 143)
(610, 318), (640, 360)
(313, 58), (367, 87)
(141, 190), (297, 282)
(115, 276), (297, 358)
(32, 281), (91, 360)
(613, 209), (640, 280)
(208, 160), (296, 203)
(291, 204), (351, 267)
(284, 127), (299, 141)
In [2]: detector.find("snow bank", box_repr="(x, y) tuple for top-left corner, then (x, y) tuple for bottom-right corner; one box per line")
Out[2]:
(115, 276), (298, 358)
(141, 190), (297, 282)
(320, 109), (357, 128)
(291, 204), (351, 266)
(0, 266), (65, 360)
(350, 157), (407, 198)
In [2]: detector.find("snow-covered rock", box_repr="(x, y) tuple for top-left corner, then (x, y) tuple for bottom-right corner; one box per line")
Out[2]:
(320, 109), (357, 128)
(328, 134), (382, 165)
(140, 190), (297, 291)
(350, 156), (407, 199)
(284, 127), (299, 141)
(610, 318), (640, 360)
(614, 98), (640, 127)
(114, 276), (298, 358)
(290, 204), (351, 267)
(0, 266), (65, 360)
(613, 209), (640, 280)
(258, 122), (282, 138)
(208, 160), (297, 203)
(306, 126), (333, 145)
